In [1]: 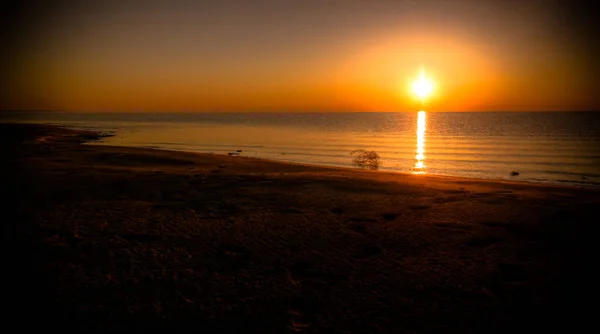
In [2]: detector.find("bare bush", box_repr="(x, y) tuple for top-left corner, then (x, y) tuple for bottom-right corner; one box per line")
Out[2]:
(350, 149), (381, 170)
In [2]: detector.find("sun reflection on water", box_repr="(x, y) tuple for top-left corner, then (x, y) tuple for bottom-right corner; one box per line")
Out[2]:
(413, 111), (426, 174)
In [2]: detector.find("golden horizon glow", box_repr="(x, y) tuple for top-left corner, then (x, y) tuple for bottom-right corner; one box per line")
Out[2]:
(412, 110), (427, 174)
(411, 70), (434, 100)
(1, 1), (596, 112)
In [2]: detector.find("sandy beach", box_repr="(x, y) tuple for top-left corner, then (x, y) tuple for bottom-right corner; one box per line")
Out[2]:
(2, 123), (597, 333)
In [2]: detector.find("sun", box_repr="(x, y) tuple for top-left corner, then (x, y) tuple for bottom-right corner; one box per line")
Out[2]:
(411, 70), (434, 100)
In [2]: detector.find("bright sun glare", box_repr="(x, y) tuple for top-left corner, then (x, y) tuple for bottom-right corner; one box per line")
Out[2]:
(411, 70), (434, 100)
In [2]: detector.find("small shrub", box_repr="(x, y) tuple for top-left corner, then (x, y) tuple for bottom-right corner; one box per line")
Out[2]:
(350, 149), (381, 170)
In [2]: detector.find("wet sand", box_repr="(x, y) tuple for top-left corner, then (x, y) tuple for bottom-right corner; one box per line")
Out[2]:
(2, 123), (597, 333)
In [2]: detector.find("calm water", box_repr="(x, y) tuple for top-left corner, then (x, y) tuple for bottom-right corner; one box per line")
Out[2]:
(6, 111), (600, 187)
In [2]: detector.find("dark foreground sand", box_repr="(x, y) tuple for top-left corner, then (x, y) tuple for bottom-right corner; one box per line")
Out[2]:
(2, 123), (598, 333)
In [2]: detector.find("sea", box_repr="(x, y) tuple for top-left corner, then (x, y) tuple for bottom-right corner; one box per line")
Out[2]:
(5, 111), (600, 187)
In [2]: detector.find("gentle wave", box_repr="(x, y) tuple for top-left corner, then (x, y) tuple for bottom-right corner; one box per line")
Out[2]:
(137, 140), (599, 155)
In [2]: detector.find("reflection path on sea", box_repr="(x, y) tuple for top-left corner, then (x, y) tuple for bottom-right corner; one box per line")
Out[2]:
(412, 110), (426, 174)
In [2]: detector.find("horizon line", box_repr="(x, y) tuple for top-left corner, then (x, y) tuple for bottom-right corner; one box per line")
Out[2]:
(1, 109), (599, 113)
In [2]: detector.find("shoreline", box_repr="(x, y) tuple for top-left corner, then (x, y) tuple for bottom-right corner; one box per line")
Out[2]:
(3, 122), (597, 332)
(9, 120), (600, 189)
(90, 142), (600, 192)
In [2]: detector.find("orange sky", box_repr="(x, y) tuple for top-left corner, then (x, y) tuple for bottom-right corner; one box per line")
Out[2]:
(1, 0), (598, 112)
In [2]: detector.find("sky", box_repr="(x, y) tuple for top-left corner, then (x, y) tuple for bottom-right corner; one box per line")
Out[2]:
(1, 0), (598, 112)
